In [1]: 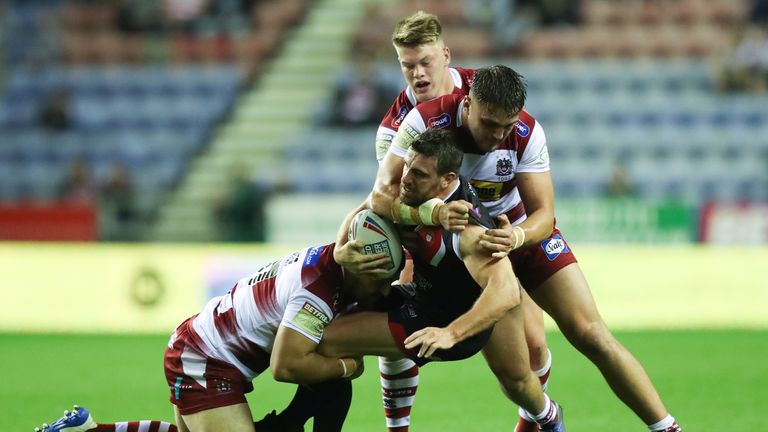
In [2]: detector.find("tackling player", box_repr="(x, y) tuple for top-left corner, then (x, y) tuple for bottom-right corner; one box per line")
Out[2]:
(370, 62), (683, 432)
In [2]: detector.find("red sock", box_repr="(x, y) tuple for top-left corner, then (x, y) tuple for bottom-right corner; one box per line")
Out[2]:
(380, 358), (419, 432)
(93, 421), (177, 432)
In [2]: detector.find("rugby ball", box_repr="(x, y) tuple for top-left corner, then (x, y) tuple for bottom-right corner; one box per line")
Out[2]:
(348, 209), (404, 278)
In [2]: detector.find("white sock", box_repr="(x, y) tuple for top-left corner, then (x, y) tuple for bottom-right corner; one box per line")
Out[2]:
(379, 357), (419, 430)
(648, 414), (676, 431)
(534, 348), (553, 391)
(533, 394), (558, 425)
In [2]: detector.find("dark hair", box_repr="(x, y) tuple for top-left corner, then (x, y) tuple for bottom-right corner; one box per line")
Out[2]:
(470, 65), (527, 116)
(410, 129), (463, 175)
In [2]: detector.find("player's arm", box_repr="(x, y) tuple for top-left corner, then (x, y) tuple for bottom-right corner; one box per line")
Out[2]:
(403, 224), (521, 358)
(271, 325), (363, 384)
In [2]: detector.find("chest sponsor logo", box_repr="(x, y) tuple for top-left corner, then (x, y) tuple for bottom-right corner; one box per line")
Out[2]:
(470, 180), (503, 202)
(540, 234), (570, 261)
(427, 113), (451, 129)
(496, 157), (513, 176)
(292, 301), (331, 338)
(303, 246), (325, 267)
(391, 106), (409, 127)
(515, 121), (530, 137)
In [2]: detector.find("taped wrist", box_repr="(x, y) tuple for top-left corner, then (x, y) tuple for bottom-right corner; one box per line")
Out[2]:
(511, 226), (526, 250)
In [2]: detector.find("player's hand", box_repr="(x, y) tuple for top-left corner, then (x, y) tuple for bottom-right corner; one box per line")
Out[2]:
(403, 327), (458, 358)
(438, 200), (473, 232)
(479, 214), (522, 258)
(334, 240), (391, 276)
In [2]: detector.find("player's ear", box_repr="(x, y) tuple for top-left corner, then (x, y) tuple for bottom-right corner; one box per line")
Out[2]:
(441, 171), (457, 187)
(443, 45), (451, 65)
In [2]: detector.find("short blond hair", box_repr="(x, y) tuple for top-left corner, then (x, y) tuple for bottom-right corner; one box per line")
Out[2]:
(392, 11), (443, 47)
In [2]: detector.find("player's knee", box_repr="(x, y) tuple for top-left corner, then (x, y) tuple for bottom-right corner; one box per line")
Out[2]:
(496, 370), (536, 400)
(569, 320), (617, 358)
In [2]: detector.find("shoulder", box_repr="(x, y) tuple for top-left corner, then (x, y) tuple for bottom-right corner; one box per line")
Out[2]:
(380, 91), (414, 130)
(451, 66), (476, 93)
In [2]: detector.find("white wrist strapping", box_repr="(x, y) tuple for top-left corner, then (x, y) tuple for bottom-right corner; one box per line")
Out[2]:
(511, 226), (526, 250)
(340, 358), (350, 378)
(418, 198), (443, 225)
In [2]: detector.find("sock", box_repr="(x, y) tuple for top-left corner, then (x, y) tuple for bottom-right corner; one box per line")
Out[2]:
(533, 394), (558, 426)
(519, 349), (553, 422)
(648, 414), (680, 431)
(535, 348), (553, 391)
(276, 384), (324, 426)
(310, 380), (353, 432)
(92, 422), (177, 432)
(379, 357), (419, 432)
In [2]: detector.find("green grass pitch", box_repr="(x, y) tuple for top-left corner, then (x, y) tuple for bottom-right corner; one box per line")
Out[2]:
(3, 330), (766, 431)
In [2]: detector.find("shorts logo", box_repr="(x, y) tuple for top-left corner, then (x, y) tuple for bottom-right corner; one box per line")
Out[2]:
(292, 302), (331, 338)
(496, 158), (513, 176)
(428, 113), (451, 128)
(515, 121), (530, 137)
(540, 234), (569, 261)
(303, 246), (325, 267)
(391, 106), (409, 127)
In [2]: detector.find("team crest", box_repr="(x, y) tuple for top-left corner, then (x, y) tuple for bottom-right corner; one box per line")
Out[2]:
(496, 158), (513, 176)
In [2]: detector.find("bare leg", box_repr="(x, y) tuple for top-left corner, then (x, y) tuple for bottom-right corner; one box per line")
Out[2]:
(521, 288), (549, 371)
(180, 403), (255, 432)
(481, 307), (547, 415)
(174, 407), (189, 432)
(531, 263), (669, 424)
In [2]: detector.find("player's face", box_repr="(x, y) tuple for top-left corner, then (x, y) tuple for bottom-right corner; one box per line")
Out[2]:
(394, 41), (451, 103)
(465, 97), (519, 153)
(400, 149), (445, 207)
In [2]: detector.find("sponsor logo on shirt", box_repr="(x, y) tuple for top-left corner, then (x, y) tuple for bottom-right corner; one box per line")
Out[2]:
(292, 301), (331, 338)
(303, 246), (325, 267)
(515, 121), (530, 137)
(496, 158), (513, 176)
(428, 113), (451, 129)
(391, 106), (409, 127)
(540, 234), (569, 261)
(470, 180), (504, 202)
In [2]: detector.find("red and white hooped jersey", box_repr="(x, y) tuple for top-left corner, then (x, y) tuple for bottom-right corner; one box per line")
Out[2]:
(187, 244), (346, 381)
(388, 94), (550, 225)
(375, 67), (476, 162)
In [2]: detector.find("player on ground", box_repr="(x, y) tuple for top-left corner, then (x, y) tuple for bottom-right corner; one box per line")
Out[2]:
(258, 129), (566, 431)
(371, 63), (682, 432)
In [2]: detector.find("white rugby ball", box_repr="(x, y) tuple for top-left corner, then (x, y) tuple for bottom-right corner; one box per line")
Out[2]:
(348, 209), (404, 278)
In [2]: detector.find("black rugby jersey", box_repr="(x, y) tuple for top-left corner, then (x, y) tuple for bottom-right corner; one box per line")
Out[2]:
(403, 176), (496, 316)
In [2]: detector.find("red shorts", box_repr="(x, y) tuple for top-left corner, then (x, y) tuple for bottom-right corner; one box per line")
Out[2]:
(164, 317), (255, 415)
(509, 227), (577, 291)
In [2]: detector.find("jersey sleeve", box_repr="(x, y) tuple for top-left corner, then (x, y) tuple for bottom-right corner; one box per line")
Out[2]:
(516, 120), (550, 173)
(280, 291), (335, 344)
(376, 93), (412, 163)
(388, 108), (427, 159)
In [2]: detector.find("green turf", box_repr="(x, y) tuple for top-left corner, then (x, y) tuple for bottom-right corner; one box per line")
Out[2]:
(3, 330), (766, 431)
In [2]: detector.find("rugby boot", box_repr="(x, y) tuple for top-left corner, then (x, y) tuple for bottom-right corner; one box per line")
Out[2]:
(515, 417), (540, 432)
(34, 405), (96, 432)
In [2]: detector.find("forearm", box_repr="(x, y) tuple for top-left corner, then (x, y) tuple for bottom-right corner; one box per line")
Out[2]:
(513, 206), (554, 246)
(445, 282), (520, 342)
(272, 351), (355, 385)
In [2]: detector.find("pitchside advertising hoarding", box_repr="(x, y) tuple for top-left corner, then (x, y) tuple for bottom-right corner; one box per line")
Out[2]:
(1, 241), (767, 333)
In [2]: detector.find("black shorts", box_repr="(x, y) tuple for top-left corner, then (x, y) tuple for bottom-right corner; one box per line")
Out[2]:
(387, 299), (493, 367)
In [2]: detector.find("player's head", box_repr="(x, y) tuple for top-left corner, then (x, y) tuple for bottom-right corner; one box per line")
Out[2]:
(392, 11), (452, 103)
(400, 129), (463, 206)
(465, 65), (527, 152)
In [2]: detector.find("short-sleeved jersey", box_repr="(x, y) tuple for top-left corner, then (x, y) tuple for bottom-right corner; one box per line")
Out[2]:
(404, 176), (495, 317)
(375, 67), (476, 162)
(189, 244), (348, 381)
(389, 94), (550, 225)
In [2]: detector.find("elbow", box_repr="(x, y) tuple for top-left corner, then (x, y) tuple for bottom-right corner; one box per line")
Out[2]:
(271, 360), (306, 384)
